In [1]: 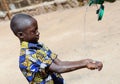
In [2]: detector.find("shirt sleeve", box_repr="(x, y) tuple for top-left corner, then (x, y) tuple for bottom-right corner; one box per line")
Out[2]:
(37, 43), (57, 64)
(19, 43), (57, 73)
(27, 45), (57, 73)
(19, 49), (53, 82)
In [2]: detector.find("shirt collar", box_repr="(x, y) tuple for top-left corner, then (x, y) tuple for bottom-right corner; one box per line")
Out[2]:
(21, 41), (43, 49)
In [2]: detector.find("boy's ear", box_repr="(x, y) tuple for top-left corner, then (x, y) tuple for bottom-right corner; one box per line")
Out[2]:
(17, 32), (24, 39)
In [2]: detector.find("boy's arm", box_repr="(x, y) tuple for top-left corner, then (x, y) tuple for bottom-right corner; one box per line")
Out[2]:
(49, 58), (103, 73)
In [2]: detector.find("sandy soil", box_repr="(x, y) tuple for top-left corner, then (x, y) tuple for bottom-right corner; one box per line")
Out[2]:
(0, 1), (120, 84)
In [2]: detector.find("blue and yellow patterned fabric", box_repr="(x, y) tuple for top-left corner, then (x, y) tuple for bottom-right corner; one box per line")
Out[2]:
(19, 41), (64, 84)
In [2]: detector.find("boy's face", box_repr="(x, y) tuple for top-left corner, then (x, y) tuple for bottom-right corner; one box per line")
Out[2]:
(20, 19), (40, 43)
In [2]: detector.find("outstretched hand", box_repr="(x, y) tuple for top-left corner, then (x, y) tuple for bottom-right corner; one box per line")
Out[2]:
(86, 59), (103, 71)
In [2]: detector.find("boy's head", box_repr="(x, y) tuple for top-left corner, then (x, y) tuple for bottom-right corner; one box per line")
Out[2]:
(10, 14), (40, 43)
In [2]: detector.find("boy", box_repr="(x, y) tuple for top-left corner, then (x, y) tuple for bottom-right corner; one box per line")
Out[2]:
(10, 13), (103, 84)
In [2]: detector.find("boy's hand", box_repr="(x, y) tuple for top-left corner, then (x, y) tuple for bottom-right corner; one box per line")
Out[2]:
(86, 59), (103, 71)
(95, 61), (103, 71)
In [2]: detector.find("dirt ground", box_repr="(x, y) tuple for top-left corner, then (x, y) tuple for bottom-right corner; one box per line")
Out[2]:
(0, 1), (120, 84)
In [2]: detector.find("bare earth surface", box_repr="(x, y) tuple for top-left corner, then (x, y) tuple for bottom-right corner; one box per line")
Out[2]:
(0, 1), (120, 84)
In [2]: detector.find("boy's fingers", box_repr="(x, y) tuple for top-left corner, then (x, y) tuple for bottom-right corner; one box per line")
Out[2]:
(97, 64), (103, 71)
(98, 67), (102, 71)
(88, 63), (98, 70)
(95, 61), (103, 71)
(87, 60), (103, 71)
(89, 61), (103, 71)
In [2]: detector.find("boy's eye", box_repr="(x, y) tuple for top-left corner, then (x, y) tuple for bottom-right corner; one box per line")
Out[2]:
(31, 30), (36, 34)
(31, 27), (38, 34)
(31, 30), (38, 34)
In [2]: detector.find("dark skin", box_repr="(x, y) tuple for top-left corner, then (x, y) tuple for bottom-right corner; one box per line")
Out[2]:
(16, 18), (40, 43)
(16, 18), (103, 74)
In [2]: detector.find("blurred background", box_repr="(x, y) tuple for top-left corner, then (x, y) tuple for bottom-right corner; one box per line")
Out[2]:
(0, 0), (119, 84)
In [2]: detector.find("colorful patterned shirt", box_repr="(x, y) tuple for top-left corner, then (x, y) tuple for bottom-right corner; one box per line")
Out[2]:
(19, 41), (64, 84)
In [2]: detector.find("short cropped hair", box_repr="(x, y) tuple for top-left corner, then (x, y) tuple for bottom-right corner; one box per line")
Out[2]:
(10, 13), (35, 35)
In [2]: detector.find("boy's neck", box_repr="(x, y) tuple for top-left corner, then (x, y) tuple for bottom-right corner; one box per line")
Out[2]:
(20, 40), (38, 44)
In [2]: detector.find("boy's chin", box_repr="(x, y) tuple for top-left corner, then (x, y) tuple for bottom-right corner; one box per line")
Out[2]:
(32, 40), (39, 43)
(22, 38), (39, 43)
(29, 40), (39, 43)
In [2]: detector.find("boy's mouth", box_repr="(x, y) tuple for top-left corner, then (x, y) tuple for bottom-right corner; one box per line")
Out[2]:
(36, 35), (39, 40)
